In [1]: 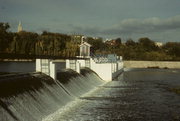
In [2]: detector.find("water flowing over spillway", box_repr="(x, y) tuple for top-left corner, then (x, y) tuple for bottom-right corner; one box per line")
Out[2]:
(47, 68), (180, 121)
(0, 68), (104, 121)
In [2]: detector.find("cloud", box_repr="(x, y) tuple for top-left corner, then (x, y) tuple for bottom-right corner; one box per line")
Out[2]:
(69, 24), (101, 36)
(70, 15), (180, 37)
(102, 16), (180, 35)
(66, 15), (180, 42)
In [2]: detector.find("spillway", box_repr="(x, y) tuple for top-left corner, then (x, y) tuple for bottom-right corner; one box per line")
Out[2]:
(0, 68), (104, 121)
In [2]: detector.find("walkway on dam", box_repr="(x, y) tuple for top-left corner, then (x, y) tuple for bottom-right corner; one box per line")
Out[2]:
(47, 68), (180, 121)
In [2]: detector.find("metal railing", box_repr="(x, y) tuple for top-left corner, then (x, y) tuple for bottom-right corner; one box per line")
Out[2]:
(91, 53), (122, 63)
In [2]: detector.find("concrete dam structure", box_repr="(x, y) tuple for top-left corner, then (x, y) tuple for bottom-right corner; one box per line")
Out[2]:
(1, 60), (180, 120)
(0, 68), (105, 121)
(0, 53), (124, 121)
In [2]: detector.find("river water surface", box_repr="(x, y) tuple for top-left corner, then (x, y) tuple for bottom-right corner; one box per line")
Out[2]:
(48, 68), (180, 121)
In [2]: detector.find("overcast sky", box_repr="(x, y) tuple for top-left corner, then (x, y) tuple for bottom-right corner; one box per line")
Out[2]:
(1, 0), (180, 42)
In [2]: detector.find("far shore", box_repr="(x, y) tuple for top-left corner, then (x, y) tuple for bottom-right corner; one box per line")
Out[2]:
(0, 59), (35, 62)
(124, 60), (180, 69)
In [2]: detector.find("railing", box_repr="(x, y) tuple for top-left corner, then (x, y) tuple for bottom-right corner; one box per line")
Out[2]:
(91, 53), (122, 63)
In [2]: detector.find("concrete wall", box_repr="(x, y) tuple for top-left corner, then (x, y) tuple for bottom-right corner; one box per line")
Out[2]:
(118, 61), (124, 70)
(90, 58), (112, 81)
(50, 61), (56, 80)
(66, 59), (80, 73)
(124, 61), (180, 68)
(36, 59), (67, 80)
(77, 60), (86, 67)
(36, 58), (124, 81)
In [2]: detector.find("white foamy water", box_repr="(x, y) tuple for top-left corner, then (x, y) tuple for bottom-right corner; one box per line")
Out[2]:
(0, 69), (105, 121)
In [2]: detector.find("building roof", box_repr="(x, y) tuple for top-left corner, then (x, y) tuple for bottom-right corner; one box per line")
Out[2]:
(80, 42), (91, 47)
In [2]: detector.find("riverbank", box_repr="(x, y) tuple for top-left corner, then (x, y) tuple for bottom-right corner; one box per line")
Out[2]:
(124, 61), (180, 69)
(0, 59), (34, 62)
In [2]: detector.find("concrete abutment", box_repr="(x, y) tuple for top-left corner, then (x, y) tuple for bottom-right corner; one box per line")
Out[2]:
(35, 57), (124, 81)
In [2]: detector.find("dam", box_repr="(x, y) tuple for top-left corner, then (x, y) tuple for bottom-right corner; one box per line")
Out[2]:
(0, 44), (180, 120)
(1, 67), (180, 121)
(0, 68), (105, 121)
(0, 52), (124, 121)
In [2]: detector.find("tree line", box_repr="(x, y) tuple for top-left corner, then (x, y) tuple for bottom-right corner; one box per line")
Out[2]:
(0, 22), (180, 61)
(0, 23), (79, 58)
(90, 37), (180, 61)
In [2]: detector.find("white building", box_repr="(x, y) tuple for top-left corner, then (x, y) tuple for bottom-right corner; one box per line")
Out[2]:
(79, 42), (91, 57)
(155, 42), (163, 47)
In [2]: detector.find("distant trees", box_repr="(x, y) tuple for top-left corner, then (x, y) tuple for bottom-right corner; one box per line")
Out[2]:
(115, 38), (121, 47)
(83, 36), (180, 61)
(162, 42), (180, 60)
(138, 37), (158, 51)
(36, 31), (78, 57)
(86, 37), (107, 54)
(0, 23), (79, 58)
(0, 22), (180, 60)
(125, 39), (136, 46)
(0, 23), (12, 52)
(14, 31), (38, 54)
(96, 37), (180, 61)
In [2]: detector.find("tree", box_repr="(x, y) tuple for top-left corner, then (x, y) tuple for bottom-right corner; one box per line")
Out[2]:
(125, 39), (136, 46)
(0, 23), (11, 52)
(115, 38), (121, 46)
(138, 37), (158, 51)
(15, 31), (38, 54)
(163, 42), (180, 57)
(0, 23), (10, 32)
(86, 37), (106, 54)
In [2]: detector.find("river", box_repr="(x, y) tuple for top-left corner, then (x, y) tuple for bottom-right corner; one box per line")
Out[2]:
(48, 68), (180, 121)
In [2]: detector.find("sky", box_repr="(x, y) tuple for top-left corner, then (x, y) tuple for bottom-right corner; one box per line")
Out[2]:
(1, 0), (180, 42)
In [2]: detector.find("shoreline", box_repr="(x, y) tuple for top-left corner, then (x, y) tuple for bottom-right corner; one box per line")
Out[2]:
(0, 59), (34, 62)
(124, 60), (180, 69)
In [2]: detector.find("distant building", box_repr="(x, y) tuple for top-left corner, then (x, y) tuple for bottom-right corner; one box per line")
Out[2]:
(18, 21), (23, 32)
(105, 39), (116, 46)
(155, 42), (163, 47)
(79, 41), (91, 57)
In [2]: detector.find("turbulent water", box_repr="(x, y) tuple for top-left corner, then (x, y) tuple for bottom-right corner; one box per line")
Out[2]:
(0, 68), (104, 121)
(48, 68), (180, 121)
(1, 68), (180, 121)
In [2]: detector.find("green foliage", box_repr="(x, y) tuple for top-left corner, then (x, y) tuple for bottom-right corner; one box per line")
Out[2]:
(0, 22), (180, 61)
(0, 23), (12, 52)
(125, 39), (136, 46)
(0, 23), (79, 58)
(101, 37), (180, 61)
(115, 38), (121, 47)
(0, 23), (10, 32)
(138, 37), (158, 51)
(162, 42), (180, 57)
(86, 37), (106, 53)
(144, 51), (172, 61)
